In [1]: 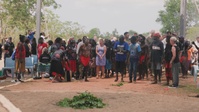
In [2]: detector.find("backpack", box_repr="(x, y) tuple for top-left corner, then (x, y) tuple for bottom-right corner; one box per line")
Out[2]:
(11, 50), (16, 60)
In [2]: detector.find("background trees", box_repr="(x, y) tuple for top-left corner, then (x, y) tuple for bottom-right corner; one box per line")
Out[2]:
(156, 0), (199, 40)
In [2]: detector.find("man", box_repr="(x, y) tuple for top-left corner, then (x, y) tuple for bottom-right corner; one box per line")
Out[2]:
(151, 33), (164, 84)
(138, 34), (148, 80)
(27, 30), (35, 43)
(79, 38), (91, 82)
(38, 37), (47, 59)
(15, 35), (26, 82)
(124, 32), (130, 77)
(114, 35), (129, 82)
(76, 36), (88, 79)
(124, 32), (130, 43)
(169, 37), (180, 88)
(129, 36), (141, 83)
(5, 37), (15, 56)
(67, 38), (77, 79)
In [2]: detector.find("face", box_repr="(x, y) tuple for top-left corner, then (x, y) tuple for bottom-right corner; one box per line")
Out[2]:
(125, 33), (130, 39)
(99, 39), (104, 45)
(85, 38), (89, 45)
(119, 37), (124, 43)
(170, 39), (174, 45)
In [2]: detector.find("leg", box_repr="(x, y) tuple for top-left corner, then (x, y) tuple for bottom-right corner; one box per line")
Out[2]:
(96, 66), (100, 79)
(133, 61), (138, 82)
(115, 61), (120, 82)
(101, 66), (105, 78)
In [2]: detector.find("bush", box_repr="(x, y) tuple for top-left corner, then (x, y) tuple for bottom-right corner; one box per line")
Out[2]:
(57, 92), (106, 109)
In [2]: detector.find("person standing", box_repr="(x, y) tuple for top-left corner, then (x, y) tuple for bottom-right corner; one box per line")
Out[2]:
(38, 37), (47, 59)
(164, 36), (173, 85)
(129, 36), (141, 83)
(31, 38), (37, 55)
(7, 37), (15, 56)
(79, 38), (91, 82)
(169, 37), (180, 88)
(114, 35), (129, 82)
(67, 38), (77, 79)
(96, 38), (107, 79)
(15, 35), (26, 82)
(151, 33), (164, 84)
(138, 34), (148, 80)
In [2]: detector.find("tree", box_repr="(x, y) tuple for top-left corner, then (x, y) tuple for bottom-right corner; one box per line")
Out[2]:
(112, 28), (119, 37)
(0, 0), (60, 30)
(88, 28), (101, 38)
(128, 30), (137, 36)
(156, 0), (199, 34)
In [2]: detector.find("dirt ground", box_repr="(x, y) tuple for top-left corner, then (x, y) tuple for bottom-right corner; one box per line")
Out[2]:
(0, 74), (199, 112)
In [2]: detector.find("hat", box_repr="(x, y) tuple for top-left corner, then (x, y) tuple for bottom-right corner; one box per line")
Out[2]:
(154, 33), (161, 38)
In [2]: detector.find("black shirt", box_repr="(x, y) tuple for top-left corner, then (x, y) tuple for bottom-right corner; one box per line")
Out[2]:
(39, 53), (51, 64)
(173, 46), (180, 63)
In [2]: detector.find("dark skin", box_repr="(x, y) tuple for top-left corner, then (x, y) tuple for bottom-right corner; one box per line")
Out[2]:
(79, 39), (91, 58)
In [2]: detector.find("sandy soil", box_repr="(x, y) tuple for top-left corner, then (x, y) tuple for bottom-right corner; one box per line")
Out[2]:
(0, 74), (199, 112)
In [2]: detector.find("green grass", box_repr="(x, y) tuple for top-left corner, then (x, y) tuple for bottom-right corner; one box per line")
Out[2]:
(111, 82), (124, 87)
(57, 92), (106, 109)
(183, 85), (199, 93)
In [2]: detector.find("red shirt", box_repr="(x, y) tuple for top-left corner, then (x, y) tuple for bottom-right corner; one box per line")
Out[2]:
(15, 42), (26, 59)
(38, 43), (47, 59)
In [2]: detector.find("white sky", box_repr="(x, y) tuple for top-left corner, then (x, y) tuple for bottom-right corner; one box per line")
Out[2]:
(52, 0), (165, 34)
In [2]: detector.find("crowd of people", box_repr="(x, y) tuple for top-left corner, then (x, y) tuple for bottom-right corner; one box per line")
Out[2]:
(2, 30), (199, 88)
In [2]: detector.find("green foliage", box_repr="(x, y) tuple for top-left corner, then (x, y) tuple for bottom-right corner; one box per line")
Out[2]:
(88, 28), (101, 38)
(112, 82), (124, 87)
(156, 0), (199, 34)
(186, 26), (199, 41)
(57, 92), (106, 109)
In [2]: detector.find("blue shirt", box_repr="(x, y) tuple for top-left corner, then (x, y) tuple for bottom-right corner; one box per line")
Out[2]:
(129, 43), (141, 60)
(28, 32), (35, 41)
(114, 41), (129, 62)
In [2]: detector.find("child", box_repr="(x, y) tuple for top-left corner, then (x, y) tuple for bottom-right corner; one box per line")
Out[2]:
(62, 56), (71, 82)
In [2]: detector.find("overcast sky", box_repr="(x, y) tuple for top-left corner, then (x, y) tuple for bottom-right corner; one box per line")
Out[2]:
(52, 0), (165, 34)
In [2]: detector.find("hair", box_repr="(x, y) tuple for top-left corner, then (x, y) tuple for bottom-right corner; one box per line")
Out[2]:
(42, 47), (48, 54)
(19, 35), (25, 43)
(170, 36), (177, 43)
(124, 32), (129, 36)
(25, 38), (30, 44)
(131, 36), (137, 43)
(38, 37), (44, 44)
(4, 44), (9, 50)
(55, 37), (62, 44)
(48, 40), (53, 46)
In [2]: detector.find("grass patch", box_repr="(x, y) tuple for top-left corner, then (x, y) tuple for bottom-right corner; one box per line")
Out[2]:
(57, 92), (106, 109)
(112, 82), (124, 87)
(183, 85), (199, 93)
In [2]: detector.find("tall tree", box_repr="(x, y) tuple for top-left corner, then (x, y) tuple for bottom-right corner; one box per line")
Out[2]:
(1, 0), (60, 30)
(112, 28), (119, 37)
(88, 28), (101, 38)
(156, 0), (199, 34)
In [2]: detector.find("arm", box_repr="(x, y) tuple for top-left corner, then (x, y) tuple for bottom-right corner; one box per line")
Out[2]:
(102, 46), (107, 57)
(170, 46), (176, 64)
(96, 45), (100, 56)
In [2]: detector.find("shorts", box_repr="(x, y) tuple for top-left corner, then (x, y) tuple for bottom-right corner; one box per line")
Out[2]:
(115, 61), (125, 74)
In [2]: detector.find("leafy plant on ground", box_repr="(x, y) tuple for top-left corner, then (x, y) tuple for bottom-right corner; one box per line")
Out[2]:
(57, 92), (106, 109)
(112, 82), (124, 87)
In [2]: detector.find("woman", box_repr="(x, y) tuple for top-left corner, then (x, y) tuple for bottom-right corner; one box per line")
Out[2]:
(96, 38), (107, 79)
(104, 39), (112, 78)
(170, 37), (180, 88)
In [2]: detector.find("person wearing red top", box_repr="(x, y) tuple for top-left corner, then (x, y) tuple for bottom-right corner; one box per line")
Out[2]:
(38, 37), (47, 59)
(15, 35), (26, 82)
